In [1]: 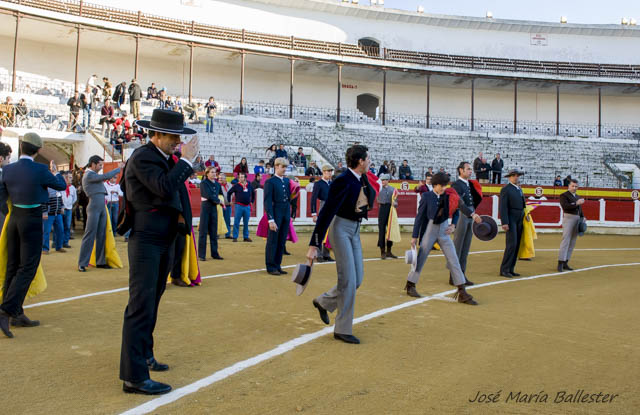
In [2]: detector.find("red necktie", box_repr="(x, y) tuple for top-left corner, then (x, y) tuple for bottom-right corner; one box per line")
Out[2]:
(66, 185), (70, 197)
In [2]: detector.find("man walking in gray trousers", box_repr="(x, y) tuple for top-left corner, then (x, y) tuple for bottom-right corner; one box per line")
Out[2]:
(307, 145), (375, 344)
(558, 178), (585, 272)
(449, 162), (483, 285)
(78, 155), (122, 272)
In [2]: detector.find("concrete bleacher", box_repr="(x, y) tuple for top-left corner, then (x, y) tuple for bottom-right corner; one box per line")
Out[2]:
(201, 115), (640, 187)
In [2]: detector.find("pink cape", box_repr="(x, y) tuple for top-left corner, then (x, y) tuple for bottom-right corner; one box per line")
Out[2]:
(256, 214), (298, 243)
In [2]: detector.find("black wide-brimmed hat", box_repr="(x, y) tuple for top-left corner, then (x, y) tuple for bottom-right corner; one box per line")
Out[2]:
(292, 263), (313, 296)
(136, 109), (196, 136)
(472, 215), (498, 241)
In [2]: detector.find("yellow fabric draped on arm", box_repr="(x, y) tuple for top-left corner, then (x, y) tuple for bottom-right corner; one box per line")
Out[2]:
(90, 205), (123, 268)
(167, 233), (201, 286)
(386, 190), (402, 243)
(518, 205), (538, 260)
(217, 195), (228, 235)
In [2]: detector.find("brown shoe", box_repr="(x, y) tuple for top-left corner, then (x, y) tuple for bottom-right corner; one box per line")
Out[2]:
(454, 288), (478, 305)
(380, 248), (386, 260)
(171, 278), (190, 287)
(385, 251), (398, 259)
(10, 313), (40, 327)
(405, 281), (422, 298)
(56, 248), (67, 253)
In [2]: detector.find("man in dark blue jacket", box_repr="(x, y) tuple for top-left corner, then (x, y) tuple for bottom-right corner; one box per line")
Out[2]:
(404, 172), (478, 305)
(0, 133), (66, 338)
(310, 164), (334, 262)
(263, 157), (291, 275)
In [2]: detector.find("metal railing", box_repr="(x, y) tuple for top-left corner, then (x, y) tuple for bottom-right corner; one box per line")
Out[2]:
(4, 0), (640, 80)
(603, 158), (632, 189)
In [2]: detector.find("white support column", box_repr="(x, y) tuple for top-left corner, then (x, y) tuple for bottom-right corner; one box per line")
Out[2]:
(299, 189), (308, 219)
(256, 188), (264, 219)
(492, 195), (500, 223)
(634, 200), (640, 224)
(599, 198), (606, 222)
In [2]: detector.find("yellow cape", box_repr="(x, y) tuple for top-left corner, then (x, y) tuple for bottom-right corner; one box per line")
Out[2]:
(167, 233), (201, 286)
(518, 205), (538, 259)
(89, 205), (123, 268)
(386, 190), (402, 243)
(0, 203), (47, 301)
(217, 195), (228, 236)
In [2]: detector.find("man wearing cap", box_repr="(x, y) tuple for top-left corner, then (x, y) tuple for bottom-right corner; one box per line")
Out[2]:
(449, 162), (483, 285)
(499, 169), (526, 278)
(310, 164), (334, 262)
(77, 156), (123, 272)
(264, 157), (291, 275)
(307, 145), (376, 344)
(377, 174), (398, 259)
(119, 109), (198, 395)
(0, 133), (66, 338)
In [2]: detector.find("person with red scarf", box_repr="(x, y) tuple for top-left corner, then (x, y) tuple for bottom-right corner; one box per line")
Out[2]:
(60, 171), (77, 248)
(227, 172), (254, 242)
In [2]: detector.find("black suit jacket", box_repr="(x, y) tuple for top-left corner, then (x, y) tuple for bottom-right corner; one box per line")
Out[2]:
(451, 180), (480, 217)
(499, 183), (525, 226)
(123, 143), (193, 228)
(310, 179), (330, 215)
(263, 176), (291, 222)
(200, 178), (221, 205)
(559, 191), (582, 216)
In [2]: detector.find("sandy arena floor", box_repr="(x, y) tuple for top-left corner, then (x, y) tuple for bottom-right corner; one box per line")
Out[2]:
(1, 230), (639, 415)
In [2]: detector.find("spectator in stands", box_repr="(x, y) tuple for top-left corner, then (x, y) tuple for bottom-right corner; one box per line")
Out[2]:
(37, 85), (52, 96)
(427, 166), (434, 176)
(265, 161), (274, 175)
(80, 86), (94, 130)
(100, 99), (116, 137)
(188, 173), (201, 187)
(294, 147), (307, 168)
(1, 97), (14, 127)
(389, 161), (398, 179)
(205, 97), (217, 133)
(265, 144), (277, 162)
(275, 144), (288, 160)
(251, 173), (263, 191)
(158, 89), (167, 109)
(378, 160), (389, 177)
(192, 156), (205, 174)
(205, 155), (220, 172)
(104, 176), (123, 235)
(112, 82), (126, 110)
(473, 152), (483, 179)
(563, 175), (572, 187)
(67, 91), (83, 132)
(147, 82), (158, 100)
(102, 77), (112, 101)
(369, 163), (376, 175)
(439, 167), (446, 173)
(335, 161), (345, 175)
(478, 157), (491, 183)
(42, 184), (65, 254)
(228, 172), (254, 242)
(110, 124), (127, 154)
(234, 157), (249, 175)
(491, 153), (504, 184)
(305, 176), (315, 193)
(184, 101), (198, 121)
(125, 126), (143, 143)
(175, 96), (184, 116)
(86, 74), (98, 93)
(305, 161), (321, 176)
(61, 171), (77, 249)
(128, 79), (142, 119)
(254, 159), (265, 175)
(554, 175), (563, 186)
(165, 96), (175, 111)
(114, 111), (131, 132)
(218, 173), (232, 239)
(399, 160), (414, 180)
(15, 99), (28, 127)
(132, 116), (148, 141)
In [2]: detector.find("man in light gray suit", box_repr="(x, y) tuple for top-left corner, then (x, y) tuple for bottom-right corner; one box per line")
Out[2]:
(0, 142), (12, 233)
(78, 155), (122, 272)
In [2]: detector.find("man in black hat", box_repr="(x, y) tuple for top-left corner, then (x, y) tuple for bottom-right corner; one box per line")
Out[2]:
(0, 133), (66, 338)
(499, 169), (526, 278)
(118, 109), (198, 394)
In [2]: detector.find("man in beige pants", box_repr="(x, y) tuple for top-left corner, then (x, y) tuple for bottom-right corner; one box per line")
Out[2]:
(558, 178), (585, 272)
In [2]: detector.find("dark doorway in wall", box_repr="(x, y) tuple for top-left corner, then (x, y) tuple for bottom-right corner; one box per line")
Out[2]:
(358, 38), (380, 57)
(357, 93), (379, 119)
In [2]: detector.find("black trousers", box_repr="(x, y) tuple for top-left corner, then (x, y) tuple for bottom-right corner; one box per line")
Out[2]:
(120, 211), (177, 383)
(171, 232), (186, 280)
(1, 207), (43, 317)
(492, 171), (502, 184)
(265, 207), (290, 273)
(500, 211), (524, 274)
(377, 203), (393, 251)
(197, 202), (218, 258)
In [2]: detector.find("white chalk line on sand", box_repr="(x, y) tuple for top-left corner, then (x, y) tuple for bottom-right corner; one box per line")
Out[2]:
(24, 248), (640, 309)
(120, 261), (640, 415)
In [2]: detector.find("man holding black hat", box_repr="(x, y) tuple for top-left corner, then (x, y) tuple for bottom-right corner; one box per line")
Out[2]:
(0, 133), (66, 338)
(557, 178), (585, 272)
(119, 109), (198, 394)
(310, 164), (334, 262)
(499, 169), (526, 278)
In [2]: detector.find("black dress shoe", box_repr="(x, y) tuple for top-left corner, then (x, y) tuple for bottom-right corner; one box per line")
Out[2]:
(323, 257), (335, 262)
(267, 270), (281, 276)
(511, 272), (521, 277)
(283, 250), (291, 256)
(63, 244), (72, 248)
(10, 313), (40, 327)
(464, 278), (474, 286)
(0, 310), (14, 338)
(233, 238), (238, 242)
(313, 300), (330, 325)
(334, 333), (360, 344)
(96, 264), (112, 269)
(500, 272), (514, 278)
(212, 255), (224, 260)
(78, 266), (87, 272)
(147, 357), (169, 372)
(224, 236), (233, 239)
(123, 379), (172, 395)
(243, 238), (253, 242)
(198, 257), (206, 262)
(563, 262), (574, 271)
(279, 269), (288, 275)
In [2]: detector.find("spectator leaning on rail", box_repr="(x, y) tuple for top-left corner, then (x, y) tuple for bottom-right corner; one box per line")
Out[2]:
(294, 147), (307, 168)
(399, 159), (414, 180)
(67, 91), (83, 132)
(128, 79), (142, 119)
(305, 161), (321, 176)
(554, 175), (563, 186)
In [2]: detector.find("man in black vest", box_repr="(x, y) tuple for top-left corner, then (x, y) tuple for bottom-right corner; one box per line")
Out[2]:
(499, 169), (526, 278)
(118, 109), (198, 394)
(311, 164), (334, 262)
